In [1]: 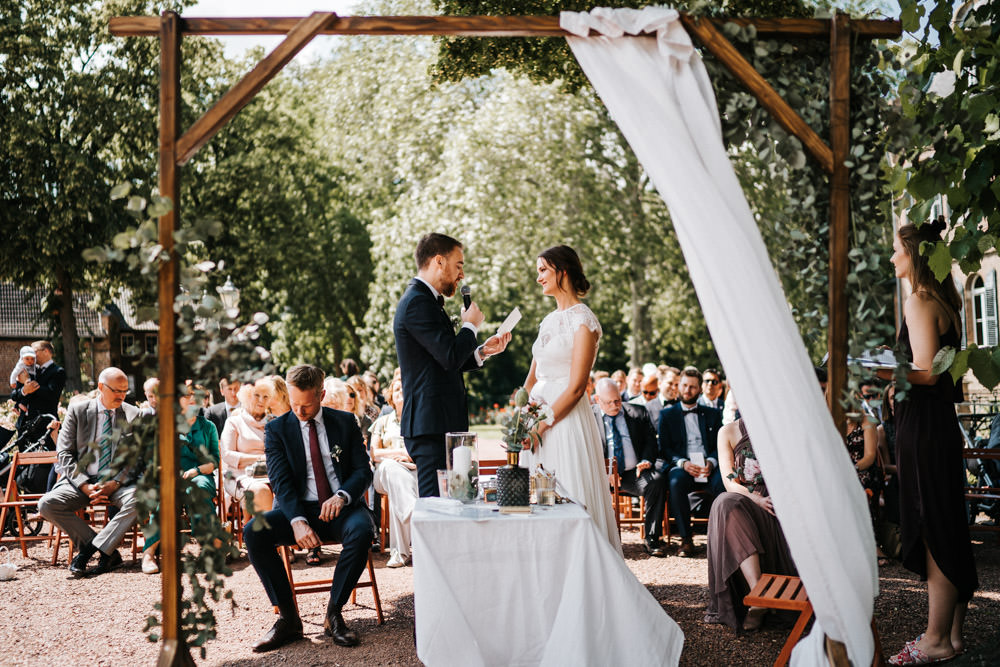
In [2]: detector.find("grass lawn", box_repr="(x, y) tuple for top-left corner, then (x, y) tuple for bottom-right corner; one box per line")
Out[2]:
(471, 423), (503, 440)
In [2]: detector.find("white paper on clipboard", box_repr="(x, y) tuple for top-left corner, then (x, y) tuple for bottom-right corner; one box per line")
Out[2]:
(496, 307), (521, 336)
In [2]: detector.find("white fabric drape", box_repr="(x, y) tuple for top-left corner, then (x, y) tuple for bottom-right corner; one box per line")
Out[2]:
(561, 7), (877, 665)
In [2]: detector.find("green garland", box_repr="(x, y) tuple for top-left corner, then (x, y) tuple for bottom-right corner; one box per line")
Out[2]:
(85, 186), (275, 656)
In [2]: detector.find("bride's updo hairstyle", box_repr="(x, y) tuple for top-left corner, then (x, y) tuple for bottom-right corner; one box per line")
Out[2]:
(897, 217), (961, 316)
(539, 245), (591, 297)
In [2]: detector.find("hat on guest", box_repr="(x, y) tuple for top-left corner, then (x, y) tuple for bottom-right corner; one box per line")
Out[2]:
(19, 346), (36, 361)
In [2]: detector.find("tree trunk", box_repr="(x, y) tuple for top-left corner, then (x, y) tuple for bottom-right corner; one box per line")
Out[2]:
(55, 267), (82, 392)
(629, 267), (650, 367)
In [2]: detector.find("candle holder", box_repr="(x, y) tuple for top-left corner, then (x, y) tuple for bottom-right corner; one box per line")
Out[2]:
(445, 432), (478, 503)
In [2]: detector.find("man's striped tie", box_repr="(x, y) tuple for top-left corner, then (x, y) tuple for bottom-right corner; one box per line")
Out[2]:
(98, 409), (113, 472)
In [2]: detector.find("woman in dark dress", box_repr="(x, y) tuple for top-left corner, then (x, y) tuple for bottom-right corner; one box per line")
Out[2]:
(881, 220), (977, 665)
(705, 418), (795, 631)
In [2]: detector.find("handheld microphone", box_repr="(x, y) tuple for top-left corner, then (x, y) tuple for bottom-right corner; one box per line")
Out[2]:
(461, 285), (472, 310)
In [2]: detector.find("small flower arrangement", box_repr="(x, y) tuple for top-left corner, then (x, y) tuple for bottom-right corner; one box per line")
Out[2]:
(499, 387), (553, 453)
(729, 452), (765, 494)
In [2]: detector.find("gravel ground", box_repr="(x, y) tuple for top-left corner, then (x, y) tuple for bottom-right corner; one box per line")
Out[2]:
(2, 526), (998, 666)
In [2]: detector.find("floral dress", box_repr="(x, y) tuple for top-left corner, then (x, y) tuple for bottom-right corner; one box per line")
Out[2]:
(845, 424), (883, 527)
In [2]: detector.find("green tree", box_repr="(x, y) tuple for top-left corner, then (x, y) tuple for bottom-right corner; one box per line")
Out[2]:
(181, 55), (372, 372)
(0, 0), (203, 390)
(887, 0), (1000, 388)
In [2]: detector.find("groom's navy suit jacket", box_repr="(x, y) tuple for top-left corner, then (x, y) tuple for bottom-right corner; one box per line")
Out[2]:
(657, 402), (723, 468)
(264, 407), (372, 522)
(393, 278), (480, 438)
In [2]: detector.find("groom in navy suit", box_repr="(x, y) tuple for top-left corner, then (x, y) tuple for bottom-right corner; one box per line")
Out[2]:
(658, 366), (726, 557)
(394, 233), (511, 497)
(244, 365), (374, 652)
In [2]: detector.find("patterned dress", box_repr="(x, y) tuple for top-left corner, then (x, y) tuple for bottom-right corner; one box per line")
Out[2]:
(845, 424), (883, 528)
(705, 420), (795, 629)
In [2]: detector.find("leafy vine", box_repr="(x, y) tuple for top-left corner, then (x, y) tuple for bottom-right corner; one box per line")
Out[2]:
(84, 185), (274, 656)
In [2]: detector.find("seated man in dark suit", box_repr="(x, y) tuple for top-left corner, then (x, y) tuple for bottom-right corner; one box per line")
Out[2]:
(592, 378), (669, 556)
(644, 366), (679, 430)
(205, 376), (240, 437)
(244, 365), (374, 652)
(658, 366), (725, 557)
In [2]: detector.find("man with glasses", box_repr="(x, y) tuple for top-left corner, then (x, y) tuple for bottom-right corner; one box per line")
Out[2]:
(38, 366), (141, 576)
(698, 368), (725, 410)
(592, 379), (668, 556)
(859, 378), (883, 423)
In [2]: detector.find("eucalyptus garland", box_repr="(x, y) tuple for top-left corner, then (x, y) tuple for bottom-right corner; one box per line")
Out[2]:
(433, 0), (900, 407)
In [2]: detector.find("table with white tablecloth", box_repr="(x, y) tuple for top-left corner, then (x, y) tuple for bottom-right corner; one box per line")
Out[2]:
(412, 498), (683, 666)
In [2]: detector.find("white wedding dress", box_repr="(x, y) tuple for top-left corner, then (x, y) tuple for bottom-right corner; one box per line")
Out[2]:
(529, 303), (623, 555)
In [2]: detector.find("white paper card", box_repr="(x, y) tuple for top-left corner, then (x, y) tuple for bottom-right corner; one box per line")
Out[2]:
(496, 307), (522, 336)
(689, 452), (708, 483)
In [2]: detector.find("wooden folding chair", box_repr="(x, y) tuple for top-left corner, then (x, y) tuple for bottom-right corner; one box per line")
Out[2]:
(49, 503), (142, 565)
(744, 574), (812, 667)
(744, 574), (884, 667)
(277, 542), (384, 624)
(0, 450), (58, 557)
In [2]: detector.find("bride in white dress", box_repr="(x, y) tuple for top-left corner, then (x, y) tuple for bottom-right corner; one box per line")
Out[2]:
(525, 245), (622, 554)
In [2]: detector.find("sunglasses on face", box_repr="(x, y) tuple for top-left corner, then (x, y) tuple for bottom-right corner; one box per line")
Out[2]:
(348, 392), (356, 398)
(642, 390), (657, 397)
(862, 393), (878, 400)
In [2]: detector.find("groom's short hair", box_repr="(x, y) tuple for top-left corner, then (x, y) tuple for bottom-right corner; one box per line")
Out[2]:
(416, 233), (462, 269)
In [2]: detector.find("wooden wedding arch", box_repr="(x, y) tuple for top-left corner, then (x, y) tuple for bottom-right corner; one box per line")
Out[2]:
(109, 11), (900, 664)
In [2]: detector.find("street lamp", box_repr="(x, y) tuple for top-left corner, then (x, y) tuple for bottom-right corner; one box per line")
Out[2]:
(216, 276), (240, 319)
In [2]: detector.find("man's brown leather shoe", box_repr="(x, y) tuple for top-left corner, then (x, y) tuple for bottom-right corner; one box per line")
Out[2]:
(324, 610), (360, 647)
(252, 617), (303, 653)
(677, 538), (696, 558)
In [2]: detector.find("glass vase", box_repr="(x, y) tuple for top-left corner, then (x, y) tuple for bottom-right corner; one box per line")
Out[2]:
(445, 431), (478, 502)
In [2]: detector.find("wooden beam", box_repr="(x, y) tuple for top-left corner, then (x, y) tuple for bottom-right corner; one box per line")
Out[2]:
(155, 10), (193, 667)
(827, 12), (851, 435)
(109, 14), (900, 40)
(680, 14), (834, 175)
(174, 11), (337, 165)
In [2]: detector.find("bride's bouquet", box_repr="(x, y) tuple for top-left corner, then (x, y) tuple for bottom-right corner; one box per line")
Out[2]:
(499, 387), (553, 453)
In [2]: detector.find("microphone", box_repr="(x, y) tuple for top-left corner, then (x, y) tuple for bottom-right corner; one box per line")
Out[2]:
(461, 285), (472, 310)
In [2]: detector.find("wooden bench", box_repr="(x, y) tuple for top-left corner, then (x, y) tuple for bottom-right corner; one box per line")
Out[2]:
(745, 574), (885, 667)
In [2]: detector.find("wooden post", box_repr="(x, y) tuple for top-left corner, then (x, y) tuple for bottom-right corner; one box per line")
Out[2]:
(156, 10), (193, 667)
(828, 9), (851, 456)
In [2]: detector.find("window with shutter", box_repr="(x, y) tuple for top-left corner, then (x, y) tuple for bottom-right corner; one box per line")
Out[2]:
(973, 275), (987, 346)
(987, 270), (999, 347)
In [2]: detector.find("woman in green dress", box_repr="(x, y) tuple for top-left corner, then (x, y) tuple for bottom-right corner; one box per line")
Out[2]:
(142, 382), (220, 574)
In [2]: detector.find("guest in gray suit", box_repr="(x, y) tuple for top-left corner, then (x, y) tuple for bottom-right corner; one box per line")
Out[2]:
(38, 367), (142, 577)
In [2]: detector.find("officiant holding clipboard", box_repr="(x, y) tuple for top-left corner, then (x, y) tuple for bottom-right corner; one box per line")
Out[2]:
(393, 233), (513, 497)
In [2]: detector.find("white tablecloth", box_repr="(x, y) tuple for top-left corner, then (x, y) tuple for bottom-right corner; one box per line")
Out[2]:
(412, 499), (683, 666)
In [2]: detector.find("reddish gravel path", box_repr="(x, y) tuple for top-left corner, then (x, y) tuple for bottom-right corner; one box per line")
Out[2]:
(2, 528), (998, 665)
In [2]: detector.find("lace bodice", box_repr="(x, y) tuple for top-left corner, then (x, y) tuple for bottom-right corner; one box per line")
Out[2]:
(531, 303), (602, 383)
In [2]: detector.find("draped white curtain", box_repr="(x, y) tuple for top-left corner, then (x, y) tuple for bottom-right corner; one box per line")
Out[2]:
(561, 7), (877, 665)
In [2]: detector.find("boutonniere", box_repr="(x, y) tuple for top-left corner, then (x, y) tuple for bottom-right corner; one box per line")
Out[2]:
(330, 443), (342, 462)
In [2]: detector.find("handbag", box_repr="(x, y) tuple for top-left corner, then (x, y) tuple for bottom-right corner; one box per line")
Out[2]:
(245, 459), (268, 478)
